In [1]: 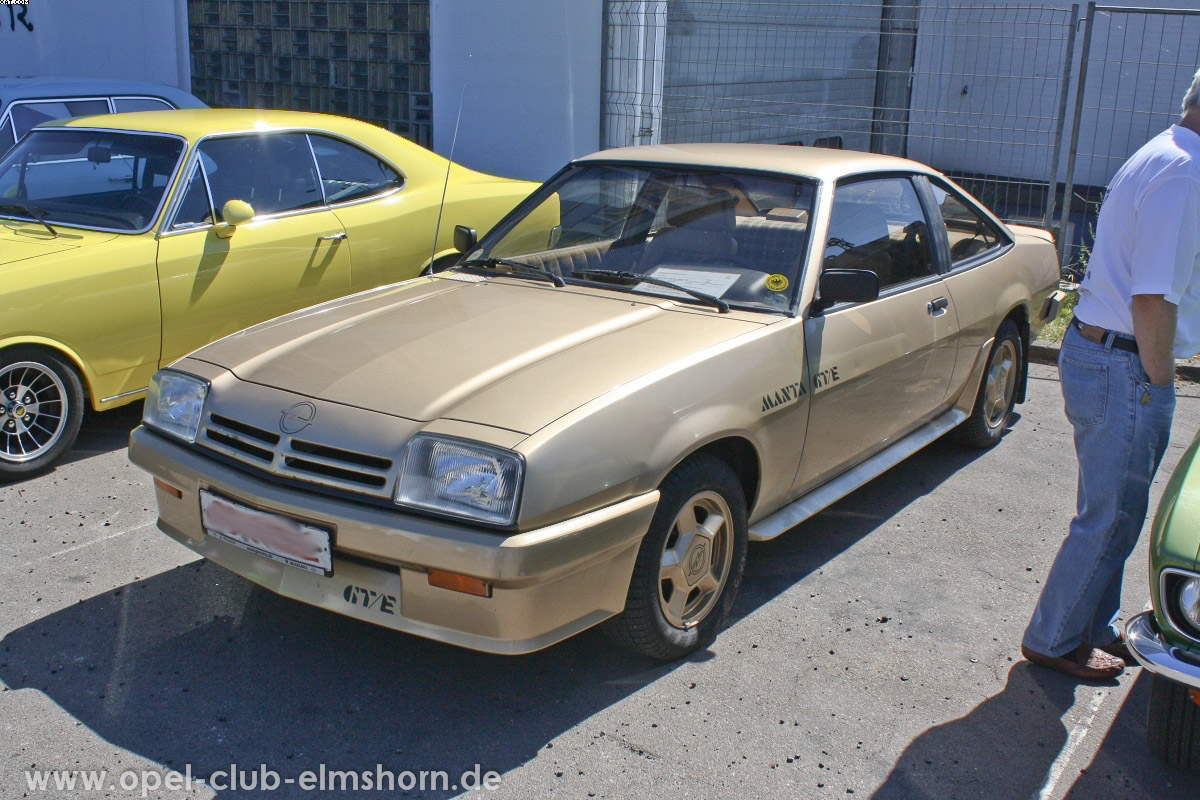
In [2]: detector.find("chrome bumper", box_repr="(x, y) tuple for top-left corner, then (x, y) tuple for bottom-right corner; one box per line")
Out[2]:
(1125, 611), (1200, 689)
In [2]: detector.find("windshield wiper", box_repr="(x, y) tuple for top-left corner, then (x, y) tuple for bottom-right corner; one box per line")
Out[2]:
(0, 202), (58, 238)
(457, 257), (565, 287)
(573, 268), (729, 313)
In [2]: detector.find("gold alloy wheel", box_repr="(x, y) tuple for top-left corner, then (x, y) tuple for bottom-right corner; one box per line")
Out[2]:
(1, 361), (68, 463)
(983, 338), (1018, 429)
(658, 489), (735, 629)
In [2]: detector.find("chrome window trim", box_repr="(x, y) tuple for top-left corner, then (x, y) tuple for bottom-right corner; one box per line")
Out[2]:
(164, 157), (218, 233)
(109, 95), (177, 112)
(0, 125), (188, 235)
(1161, 567), (1200, 646)
(304, 133), (329, 205)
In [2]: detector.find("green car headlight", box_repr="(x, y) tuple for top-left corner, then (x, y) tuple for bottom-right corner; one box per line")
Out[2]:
(143, 370), (209, 443)
(395, 435), (523, 526)
(1179, 575), (1200, 631)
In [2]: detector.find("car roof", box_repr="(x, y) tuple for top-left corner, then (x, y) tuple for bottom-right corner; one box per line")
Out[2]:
(55, 108), (395, 140)
(574, 142), (941, 183)
(0, 77), (206, 109)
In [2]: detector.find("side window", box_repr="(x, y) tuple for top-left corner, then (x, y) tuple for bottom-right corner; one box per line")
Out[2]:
(170, 161), (215, 230)
(113, 97), (175, 113)
(823, 177), (936, 291)
(196, 133), (323, 218)
(930, 179), (1007, 266)
(307, 134), (401, 204)
(0, 116), (14, 155)
(10, 100), (109, 138)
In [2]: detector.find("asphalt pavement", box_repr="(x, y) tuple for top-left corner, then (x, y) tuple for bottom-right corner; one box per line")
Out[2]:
(2, 363), (1199, 799)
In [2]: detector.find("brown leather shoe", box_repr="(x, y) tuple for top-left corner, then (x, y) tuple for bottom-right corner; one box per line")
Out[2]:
(1021, 643), (1125, 680)
(1095, 636), (1135, 663)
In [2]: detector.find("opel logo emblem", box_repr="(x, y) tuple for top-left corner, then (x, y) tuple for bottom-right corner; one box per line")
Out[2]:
(279, 401), (316, 434)
(687, 542), (708, 578)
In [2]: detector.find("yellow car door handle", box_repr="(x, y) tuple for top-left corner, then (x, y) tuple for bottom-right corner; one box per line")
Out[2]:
(318, 232), (348, 241)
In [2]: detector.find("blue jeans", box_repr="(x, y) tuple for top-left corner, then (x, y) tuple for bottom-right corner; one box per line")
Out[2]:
(1023, 323), (1175, 656)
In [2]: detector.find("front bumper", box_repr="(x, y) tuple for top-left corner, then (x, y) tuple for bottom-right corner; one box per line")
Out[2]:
(129, 426), (658, 655)
(1126, 611), (1200, 689)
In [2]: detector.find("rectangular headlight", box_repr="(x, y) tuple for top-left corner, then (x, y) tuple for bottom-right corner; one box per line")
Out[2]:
(395, 435), (523, 526)
(143, 370), (208, 443)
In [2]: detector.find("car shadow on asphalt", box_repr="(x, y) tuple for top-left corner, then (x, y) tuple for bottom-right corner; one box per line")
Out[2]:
(64, 403), (144, 465)
(0, 433), (999, 798)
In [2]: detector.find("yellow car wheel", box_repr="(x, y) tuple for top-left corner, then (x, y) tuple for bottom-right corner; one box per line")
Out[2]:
(0, 348), (85, 481)
(602, 455), (747, 660)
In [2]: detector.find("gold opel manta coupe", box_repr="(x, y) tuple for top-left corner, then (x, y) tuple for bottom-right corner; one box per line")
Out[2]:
(130, 144), (1062, 659)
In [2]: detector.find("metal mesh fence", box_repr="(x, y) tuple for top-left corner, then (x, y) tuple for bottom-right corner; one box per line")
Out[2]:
(603, 1), (1078, 235)
(1059, 5), (1200, 274)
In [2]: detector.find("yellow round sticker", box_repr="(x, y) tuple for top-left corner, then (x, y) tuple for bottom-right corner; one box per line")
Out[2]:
(765, 274), (789, 292)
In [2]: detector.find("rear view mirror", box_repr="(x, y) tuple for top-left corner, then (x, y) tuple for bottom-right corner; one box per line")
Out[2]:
(86, 147), (111, 164)
(454, 224), (477, 254)
(215, 199), (255, 239)
(813, 268), (879, 313)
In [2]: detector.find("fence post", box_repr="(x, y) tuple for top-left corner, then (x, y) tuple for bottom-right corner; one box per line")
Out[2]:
(1044, 3), (1080, 231)
(1058, 1), (1096, 273)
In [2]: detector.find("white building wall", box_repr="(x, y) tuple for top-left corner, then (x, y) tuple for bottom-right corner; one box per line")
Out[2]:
(430, 0), (604, 181)
(0, 0), (189, 90)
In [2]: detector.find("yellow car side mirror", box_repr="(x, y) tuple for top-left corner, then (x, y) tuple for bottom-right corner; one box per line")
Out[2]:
(215, 199), (255, 239)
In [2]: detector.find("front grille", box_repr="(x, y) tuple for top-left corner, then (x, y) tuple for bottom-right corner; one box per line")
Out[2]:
(197, 411), (395, 498)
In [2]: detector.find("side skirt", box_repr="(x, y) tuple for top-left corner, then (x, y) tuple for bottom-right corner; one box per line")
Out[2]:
(748, 407), (968, 541)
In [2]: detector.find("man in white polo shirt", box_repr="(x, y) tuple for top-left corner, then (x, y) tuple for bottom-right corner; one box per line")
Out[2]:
(1022, 68), (1200, 680)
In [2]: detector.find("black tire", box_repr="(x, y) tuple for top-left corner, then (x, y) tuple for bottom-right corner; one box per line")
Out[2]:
(1147, 672), (1200, 771)
(0, 347), (86, 481)
(955, 318), (1022, 449)
(602, 455), (748, 660)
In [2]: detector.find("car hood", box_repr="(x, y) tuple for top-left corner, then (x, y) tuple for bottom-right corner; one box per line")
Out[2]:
(190, 275), (767, 435)
(0, 223), (119, 265)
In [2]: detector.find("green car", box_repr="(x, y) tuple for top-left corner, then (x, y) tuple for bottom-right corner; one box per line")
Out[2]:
(1127, 430), (1200, 770)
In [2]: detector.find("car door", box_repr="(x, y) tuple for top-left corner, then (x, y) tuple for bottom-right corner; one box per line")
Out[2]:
(155, 132), (353, 365)
(793, 175), (959, 492)
(923, 176), (1016, 397)
(308, 133), (430, 290)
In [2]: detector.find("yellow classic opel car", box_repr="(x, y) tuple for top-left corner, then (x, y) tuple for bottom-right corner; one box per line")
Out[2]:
(0, 109), (534, 479)
(129, 144), (1063, 659)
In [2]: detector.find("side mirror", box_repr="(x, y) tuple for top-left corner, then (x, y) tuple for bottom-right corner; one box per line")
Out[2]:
(812, 268), (879, 313)
(215, 199), (255, 239)
(453, 224), (477, 254)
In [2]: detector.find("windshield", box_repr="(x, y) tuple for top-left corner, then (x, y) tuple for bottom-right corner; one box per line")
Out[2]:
(0, 129), (185, 232)
(464, 163), (816, 312)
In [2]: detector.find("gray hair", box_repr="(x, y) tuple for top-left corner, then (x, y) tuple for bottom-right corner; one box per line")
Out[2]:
(1184, 68), (1200, 115)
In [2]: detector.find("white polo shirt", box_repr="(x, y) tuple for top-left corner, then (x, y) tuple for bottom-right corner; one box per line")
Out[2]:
(1075, 124), (1200, 358)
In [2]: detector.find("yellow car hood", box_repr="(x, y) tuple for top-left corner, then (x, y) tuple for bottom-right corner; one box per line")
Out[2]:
(0, 225), (119, 265)
(190, 275), (766, 435)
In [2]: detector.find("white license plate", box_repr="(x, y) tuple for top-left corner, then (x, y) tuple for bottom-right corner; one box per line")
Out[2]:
(200, 490), (333, 576)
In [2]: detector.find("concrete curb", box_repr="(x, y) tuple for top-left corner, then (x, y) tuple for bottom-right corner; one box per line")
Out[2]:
(1030, 340), (1200, 383)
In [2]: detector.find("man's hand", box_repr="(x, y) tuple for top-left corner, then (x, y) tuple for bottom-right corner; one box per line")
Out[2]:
(1132, 293), (1178, 385)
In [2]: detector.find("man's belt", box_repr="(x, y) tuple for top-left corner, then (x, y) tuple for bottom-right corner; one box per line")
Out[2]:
(1071, 316), (1139, 353)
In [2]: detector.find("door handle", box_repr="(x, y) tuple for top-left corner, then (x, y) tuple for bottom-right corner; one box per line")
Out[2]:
(318, 232), (348, 241)
(927, 296), (949, 316)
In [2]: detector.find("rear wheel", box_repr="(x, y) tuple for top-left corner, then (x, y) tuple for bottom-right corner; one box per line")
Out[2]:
(956, 318), (1021, 448)
(0, 348), (85, 481)
(602, 455), (748, 660)
(1147, 672), (1200, 770)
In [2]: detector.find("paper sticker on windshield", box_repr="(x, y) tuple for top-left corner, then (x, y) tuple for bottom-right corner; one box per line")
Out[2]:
(766, 274), (789, 292)
(640, 268), (740, 299)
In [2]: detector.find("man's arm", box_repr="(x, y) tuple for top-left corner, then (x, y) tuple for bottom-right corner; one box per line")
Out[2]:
(1131, 293), (1177, 385)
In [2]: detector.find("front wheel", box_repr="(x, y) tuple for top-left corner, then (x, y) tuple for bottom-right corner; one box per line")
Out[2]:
(955, 319), (1022, 449)
(1147, 672), (1200, 770)
(0, 348), (86, 481)
(602, 455), (748, 660)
